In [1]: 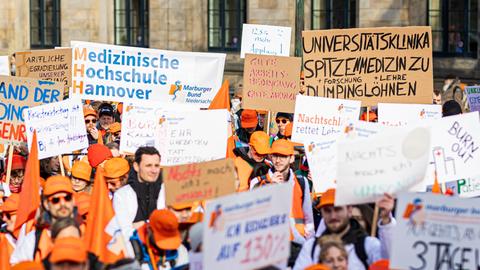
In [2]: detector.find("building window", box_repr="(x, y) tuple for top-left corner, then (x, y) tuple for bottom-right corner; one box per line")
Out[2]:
(208, 0), (246, 51)
(312, 0), (357, 29)
(30, 0), (61, 48)
(114, 0), (149, 47)
(428, 0), (478, 57)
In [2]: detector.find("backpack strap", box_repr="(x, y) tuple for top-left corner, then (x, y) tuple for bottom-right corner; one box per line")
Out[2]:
(353, 235), (369, 270)
(310, 236), (318, 260)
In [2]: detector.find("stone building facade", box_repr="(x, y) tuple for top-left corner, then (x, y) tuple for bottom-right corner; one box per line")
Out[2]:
(0, 0), (478, 89)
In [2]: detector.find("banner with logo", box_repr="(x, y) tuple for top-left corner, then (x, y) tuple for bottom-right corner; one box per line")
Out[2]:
(378, 103), (441, 126)
(25, 99), (87, 159)
(71, 41), (226, 107)
(291, 95), (361, 143)
(302, 26), (433, 106)
(203, 183), (292, 270)
(391, 192), (480, 270)
(426, 176), (480, 198)
(240, 24), (291, 58)
(465, 86), (480, 112)
(0, 75), (64, 145)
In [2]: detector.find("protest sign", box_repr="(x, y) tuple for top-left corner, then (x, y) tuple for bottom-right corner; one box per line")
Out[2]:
(465, 86), (480, 112)
(164, 159), (237, 206)
(203, 183), (292, 270)
(291, 95), (361, 143)
(426, 176), (480, 198)
(335, 126), (431, 205)
(0, 75), (64, 145)
(377, 103), (441, 126)
(391, 192), (480, 270)
(71, 41), (226, 107)
(302, 26), (433, 106)
(305, 121), (383, 193)
(24, 99), (87, 159)
(15, 48), (72, 87)
(156, 109), (229, 166)
(240, 24), (291, 58)
(242, 54), (301, 113)
(0, 56), (9, 75)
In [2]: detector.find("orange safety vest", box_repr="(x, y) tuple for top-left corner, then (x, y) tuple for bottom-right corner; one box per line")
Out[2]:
(234, 157), (253, 192)
(226, 135), (239, 159)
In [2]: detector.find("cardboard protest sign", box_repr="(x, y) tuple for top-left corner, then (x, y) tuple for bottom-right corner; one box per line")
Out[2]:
(156, 109), (229, 166)
(305, 121), (383, 193)
(291, 95), (361, 143)
(465, 86), (480, 112)
(378, 103), (441, 126)
(24, 99), (87, 159)
(242, 54), (301, 113)
(240, 24), (291, 58)
(302, 26), (433, 106)
(391, 192), (480, 270)
(71, 41), (226, 107)
(0, 56), (9, 75)
(164, 159), (237, 206)
(15, 48), (72, 87)
(0, 75), (64, 145)
(335, 126), (431, 205)
(203, 183), (292, 270)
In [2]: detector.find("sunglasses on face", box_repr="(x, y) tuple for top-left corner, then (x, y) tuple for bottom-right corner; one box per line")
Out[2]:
(276, 119), (289, 124)
(85, 119), (97, 124)
(1, 212), (12, 219)
(48, 194), (73, 205)
(113, 132), (121, 137)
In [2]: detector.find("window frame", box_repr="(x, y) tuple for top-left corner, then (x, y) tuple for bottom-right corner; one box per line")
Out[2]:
(311, 0), (356, 30)
(114, 0), (149, 48)
(207, 0), (246, 52)
(30, 0), (61, 49)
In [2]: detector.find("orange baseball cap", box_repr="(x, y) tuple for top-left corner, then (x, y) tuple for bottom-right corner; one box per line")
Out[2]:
(241, 109), (258, 128)
(83, 108), (97, 118)
(49, 237), (87, 264)
(318, 188), (336, 208)
(305, 264), (331, 270)
(74, 192), (91, 216)
(0, 193), (20, 213)
(109, 122), (121, 134)
(116, 103), (123, 115)
(71, 161), (92, 182)
(103, 157), (130, 178)
(11, 261), (44, 270)
(43, 175), (74, 197)
(284, 122), (293, 137)
(87, 144), (113, 168)
(369, 259), (389, 270)
(360, 111), (377, 122)
(249, 131), (270, 155)
(270, 139), (294, 156)
(149, 209), (181, 250)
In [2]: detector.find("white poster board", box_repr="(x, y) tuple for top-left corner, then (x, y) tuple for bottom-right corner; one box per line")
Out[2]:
(391, 192), (480, 270)
(240, 24), (291, 58)
(25, 99), (88, 159)
(335, 126), (431, 205)
(203, 183), (292, 270)
(0, 55), (10, 75)
(71, 41), (226, 108)
(156, 109), (229, 166)
(378, 103), (442, 126)
(292, 95), (361, 143)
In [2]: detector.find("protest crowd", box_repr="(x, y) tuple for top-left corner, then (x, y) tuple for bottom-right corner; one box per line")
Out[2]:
(0, 24), (480, 270)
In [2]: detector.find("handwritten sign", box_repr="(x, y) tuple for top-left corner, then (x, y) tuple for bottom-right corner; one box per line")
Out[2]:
(240, 24), (291, 58)
(203, 183), (292, 270)
(156, 109), (229, 166)
(0, 75), (64, 145)
(0, 56), (9, 75)
(391, 192), (480, 270)
(15, 48), (72, 87)
(291, 95), (361, 143)
(377, 103), (441, 126)
(164, 159), (236, 206)
(302, 26), (433, 106)
(242, 54), (301, 113)
(465, 86), (480, 112)
(71, 41), (226, 108)
(335, 126), (431, 205)
(24, 99), (87, 159)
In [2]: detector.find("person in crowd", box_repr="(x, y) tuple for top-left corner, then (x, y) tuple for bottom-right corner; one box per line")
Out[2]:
(108, 122), (122, 145)
(40, 157), (61, 180)
(97, 103), (115, 138)
(104, 157), (130, 194)
(360, 110), (378, 122)
(351, 205), (374, 235)
(2, 155), (26, 195)
(433, 89), (442, 105)
(106, 142), (122, 158)
(87, 144), (113, 169)
(11, 261), (45, 270)
(442, 99), (463, 117)
(70, 161), (92, 194)
(50, 218), (81, 241)
(317, 236), (348, 270)
(236, 109), (261, 145)
(49, 237), (89, 270)
(84, 107), (99, 145)
(74, 192), (91, 224)
(0, 194), (20, 263)
(441, 74), (464, 107)
(130, 209), (188, 270)
(11, 176), (76, 264)
(233, 131), (271, 192)
(113, 147), (165, 242)
(293, 189), (395, 270)
(273, 112), (293, 140)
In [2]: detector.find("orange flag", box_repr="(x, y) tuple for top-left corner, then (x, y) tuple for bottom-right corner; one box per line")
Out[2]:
(84, 167), (125, 263)
(432, 171), (442, 194)
(208, 80), (230, 110)
(14, 131), (40, 237)
(0, 234), (12, 270)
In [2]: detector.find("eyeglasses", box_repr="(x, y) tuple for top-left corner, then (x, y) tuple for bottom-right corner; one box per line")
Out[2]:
(48, 194), (73, 205)
(276, 119), (289, 124)
(1, 212), (12, 219)
(85, 119), (97, 124)
(11, 171), (24, 179)
(113, 132), (121, 137)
